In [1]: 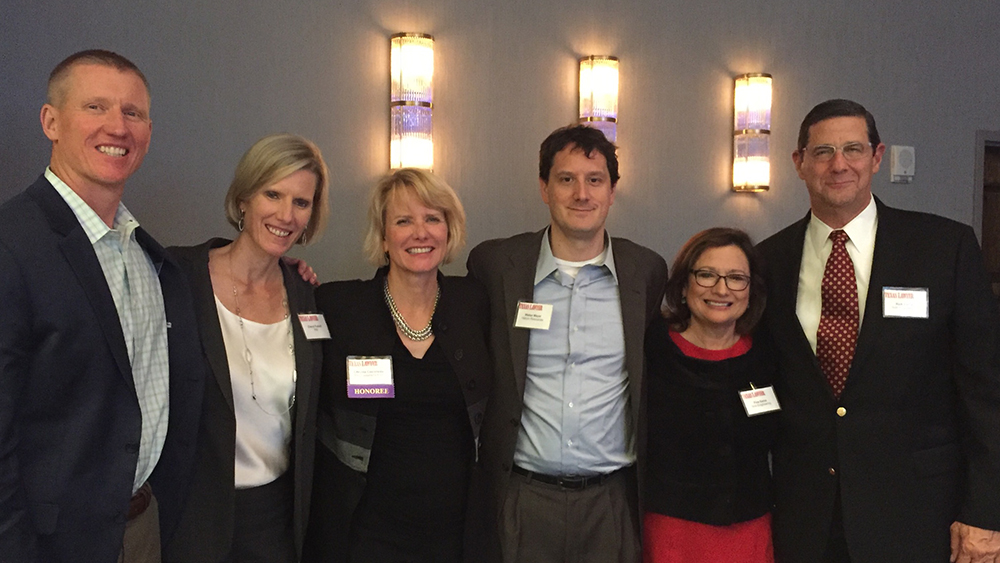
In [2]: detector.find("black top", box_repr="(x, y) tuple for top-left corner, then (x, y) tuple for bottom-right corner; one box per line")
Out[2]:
(349, 337), (473, 562)
(303, 269), (492, 563)
(643, 316), (777, 526)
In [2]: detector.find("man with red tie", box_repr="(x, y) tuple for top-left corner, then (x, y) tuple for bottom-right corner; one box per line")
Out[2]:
(757, 99), (1000, 563)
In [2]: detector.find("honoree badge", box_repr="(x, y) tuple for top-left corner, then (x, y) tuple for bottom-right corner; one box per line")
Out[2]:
(346, 356), (394, 398)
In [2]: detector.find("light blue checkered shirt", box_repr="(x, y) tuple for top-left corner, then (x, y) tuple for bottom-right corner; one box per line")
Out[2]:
(46, 168), (170, 494)
(513, 230), (631, 476)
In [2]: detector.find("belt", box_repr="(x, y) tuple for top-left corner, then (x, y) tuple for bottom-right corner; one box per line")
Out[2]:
(511, 465), (624, 491)
(127, 482), (152, 521)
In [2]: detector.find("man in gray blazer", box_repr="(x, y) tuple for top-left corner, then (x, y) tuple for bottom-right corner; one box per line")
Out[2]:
(757, 99), (1000, 562)
(467, 125), (667, 563)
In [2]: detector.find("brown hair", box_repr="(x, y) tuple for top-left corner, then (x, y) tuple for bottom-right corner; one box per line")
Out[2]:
(539, 124), (619, 186)
(663, 227), (766, 335)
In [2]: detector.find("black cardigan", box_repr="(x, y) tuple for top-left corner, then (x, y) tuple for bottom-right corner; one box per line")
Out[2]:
(642, 316), (777, 526)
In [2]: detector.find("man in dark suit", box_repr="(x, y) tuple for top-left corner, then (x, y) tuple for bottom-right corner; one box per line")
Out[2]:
(467, 125), (667, 563)
(0, 50), (204, 562)
(757, 99), (1000, 562)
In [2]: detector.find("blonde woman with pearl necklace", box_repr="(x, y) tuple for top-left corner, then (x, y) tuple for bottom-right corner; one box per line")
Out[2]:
(304, 169), (492, 563)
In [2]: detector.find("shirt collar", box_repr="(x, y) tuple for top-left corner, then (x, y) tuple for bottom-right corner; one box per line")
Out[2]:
(806, 194), (877, 254)
(533, 227), (619, 285)
(46, 167), (140, 245)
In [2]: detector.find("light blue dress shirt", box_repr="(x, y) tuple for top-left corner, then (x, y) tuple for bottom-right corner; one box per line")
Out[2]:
(513, 230), (631, 476)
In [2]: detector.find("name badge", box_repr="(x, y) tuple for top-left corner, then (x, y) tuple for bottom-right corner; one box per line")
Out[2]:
(346, 356), (394, 398)
(298, 313), (331, 340)
(513, 301), (553, 330)
(739, 385), (781, 417)
(882, 287), (929, 319)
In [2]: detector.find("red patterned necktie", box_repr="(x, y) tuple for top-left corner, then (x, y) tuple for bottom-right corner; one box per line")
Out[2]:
(817, 230), (859, 398)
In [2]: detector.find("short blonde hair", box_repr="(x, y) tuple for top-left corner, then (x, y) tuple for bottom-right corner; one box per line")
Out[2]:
(224, 133), (330, 245)
(363, 168), (467, 266)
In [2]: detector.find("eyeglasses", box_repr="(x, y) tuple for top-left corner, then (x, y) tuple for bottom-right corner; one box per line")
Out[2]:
(690, 269), (751, 291)
(800, 142), (873, 162)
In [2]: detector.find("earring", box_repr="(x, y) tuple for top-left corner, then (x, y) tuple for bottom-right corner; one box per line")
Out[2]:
(238, 209), (245, 232)
(681, 296), (687, 304)
(299, 229), (308, 245)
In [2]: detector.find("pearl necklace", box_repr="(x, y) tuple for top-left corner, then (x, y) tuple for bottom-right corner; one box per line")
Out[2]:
(231, 261), (296, 416)
(383, 277), (439, 341)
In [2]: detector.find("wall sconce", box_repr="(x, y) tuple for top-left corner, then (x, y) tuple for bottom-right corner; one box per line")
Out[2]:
(579, 56), (619, 142)
(390, 33), (434, 169)
(732, 73), (772, 192)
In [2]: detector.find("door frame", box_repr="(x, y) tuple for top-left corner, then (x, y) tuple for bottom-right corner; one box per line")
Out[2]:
(973, 130), (1000, 242)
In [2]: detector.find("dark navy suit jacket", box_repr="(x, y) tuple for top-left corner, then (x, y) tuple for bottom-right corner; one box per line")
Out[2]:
(0, 176), (205, 562)
(758, 198), (1000, 562)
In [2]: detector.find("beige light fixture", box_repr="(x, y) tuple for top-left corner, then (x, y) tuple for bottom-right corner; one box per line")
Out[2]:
(733, 73), (772, 192)
(579, 56), (619, 142)
(390, 33), (434, 169)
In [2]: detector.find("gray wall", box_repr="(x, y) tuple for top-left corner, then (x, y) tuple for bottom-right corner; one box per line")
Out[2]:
(3, 0), (999, 280)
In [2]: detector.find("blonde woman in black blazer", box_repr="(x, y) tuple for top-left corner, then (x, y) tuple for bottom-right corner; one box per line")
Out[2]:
(164, 134), (328, 563)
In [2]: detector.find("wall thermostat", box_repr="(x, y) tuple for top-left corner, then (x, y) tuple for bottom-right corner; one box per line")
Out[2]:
(890, 145), (915, 184)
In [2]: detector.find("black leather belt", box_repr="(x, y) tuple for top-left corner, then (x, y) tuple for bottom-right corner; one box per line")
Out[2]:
(511, 465), (623, 491)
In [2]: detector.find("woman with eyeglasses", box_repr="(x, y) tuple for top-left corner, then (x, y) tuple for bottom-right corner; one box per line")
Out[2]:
(642, 227), (777, 563)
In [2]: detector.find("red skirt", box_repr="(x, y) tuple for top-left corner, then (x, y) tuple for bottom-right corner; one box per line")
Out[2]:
(642, 512), (774, 563)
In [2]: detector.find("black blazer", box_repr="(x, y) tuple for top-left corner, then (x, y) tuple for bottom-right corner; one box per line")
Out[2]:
(304, 269), (492, 563)
(0, 176), (205, 562)
(757, 198), (1000, 561)
(164, 239), (322, 562)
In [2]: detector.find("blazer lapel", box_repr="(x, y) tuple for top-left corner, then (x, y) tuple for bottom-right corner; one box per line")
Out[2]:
(282, 264), (315, 425)
(850, 200), (901, 377)
(501, 231), (544, 399)
(768, 214), (813, 351)
(30, 179), (134, 390)
(184, 241), (236, 411)
(611, 244), (645, 414)
(765, 213), (833, 395)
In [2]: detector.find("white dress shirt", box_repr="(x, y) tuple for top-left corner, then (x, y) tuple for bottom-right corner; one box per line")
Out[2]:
(796, 195), (878, 354)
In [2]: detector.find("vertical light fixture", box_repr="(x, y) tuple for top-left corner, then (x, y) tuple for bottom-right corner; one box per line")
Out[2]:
(579, 56), (619, 142)
(733, 73), (772, 192)
(390, 33), (434, 169)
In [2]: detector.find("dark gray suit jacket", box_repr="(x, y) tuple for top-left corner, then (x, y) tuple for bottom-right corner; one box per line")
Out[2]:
(758, 198), (1000, 562)
(0, 175), (205, 563)
(466, 229), (667, 557)
(164, 239), (322, 562)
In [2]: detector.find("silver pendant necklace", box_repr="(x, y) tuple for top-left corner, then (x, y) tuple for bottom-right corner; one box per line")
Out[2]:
(383, 277), (439, 341)
(230, 257), (296, 416)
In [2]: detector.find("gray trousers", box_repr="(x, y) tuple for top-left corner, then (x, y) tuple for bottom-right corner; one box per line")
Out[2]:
(500, 467), (641, 563)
